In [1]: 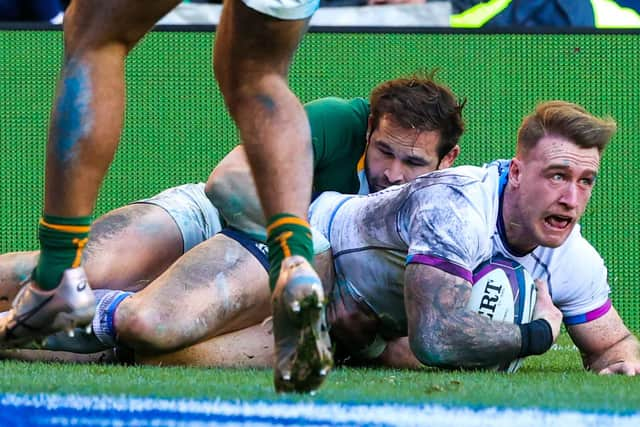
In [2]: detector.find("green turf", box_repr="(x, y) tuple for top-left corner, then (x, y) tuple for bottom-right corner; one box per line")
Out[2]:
(0, 334), (637, 412)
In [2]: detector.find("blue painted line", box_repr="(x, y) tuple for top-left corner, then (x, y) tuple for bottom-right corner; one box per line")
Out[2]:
(1, 393), (639, 427)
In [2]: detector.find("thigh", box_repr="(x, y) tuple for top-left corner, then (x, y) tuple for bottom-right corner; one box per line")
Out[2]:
(137, 321), (274, 368)
(120, 233), (271, 344)
(83, 203), (183, 292)
(63, 0), (181, 51)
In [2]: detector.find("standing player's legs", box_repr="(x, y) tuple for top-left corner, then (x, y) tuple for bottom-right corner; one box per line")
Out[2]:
(0, 0), (182, 347)
(214, 0), (332, 392)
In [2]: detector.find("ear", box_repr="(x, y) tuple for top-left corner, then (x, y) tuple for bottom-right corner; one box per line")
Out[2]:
(438, 145), (460, 169)
(366, 114), (374, 140)
(508, 158), (523, 188)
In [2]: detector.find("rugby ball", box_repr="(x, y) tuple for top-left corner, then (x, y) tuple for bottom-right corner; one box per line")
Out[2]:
(467, 255), (537, 373)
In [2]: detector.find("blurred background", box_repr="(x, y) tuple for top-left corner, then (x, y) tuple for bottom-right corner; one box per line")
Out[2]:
(1, 1), (639, 28)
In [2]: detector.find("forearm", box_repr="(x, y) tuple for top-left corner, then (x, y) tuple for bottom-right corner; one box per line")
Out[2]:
(410, 309), (522, 368)
(205, 147), (267, 238)
(568, 308), (640, 375)
(405, 265), (522, 369)
(582, 333), (640, 373)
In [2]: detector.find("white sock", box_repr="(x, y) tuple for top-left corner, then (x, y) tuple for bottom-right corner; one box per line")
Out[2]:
(91, 290), (132, 347)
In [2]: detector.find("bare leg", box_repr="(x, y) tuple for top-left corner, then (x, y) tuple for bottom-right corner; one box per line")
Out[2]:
(115, 234), (271, 354)
(45, 0), (181, 216)
(214, 2), (331, 392)
(138, 322), (274, 368)
(0, 0), (183, 347)
(0, 203), (183, 309)
(214, 3), (312, 221)
(82, 204), (184, 292)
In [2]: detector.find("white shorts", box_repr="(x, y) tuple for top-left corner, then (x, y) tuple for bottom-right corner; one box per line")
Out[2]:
(241, 0), (319, 20)
(134, 183), (223, 253)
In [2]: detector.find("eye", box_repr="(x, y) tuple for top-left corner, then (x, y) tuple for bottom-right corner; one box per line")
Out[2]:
(551, 173), (564, 181)
(579, 177), (595, 186)
(406, 159), (427, 167)
(378, 147), (393, 157)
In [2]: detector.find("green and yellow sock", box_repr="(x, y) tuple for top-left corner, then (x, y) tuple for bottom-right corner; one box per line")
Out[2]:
(266, 213), (314, 291)
(34, 214), (91, 290)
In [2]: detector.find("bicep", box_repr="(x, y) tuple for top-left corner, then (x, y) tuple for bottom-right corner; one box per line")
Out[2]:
(405, 263), (472, 317)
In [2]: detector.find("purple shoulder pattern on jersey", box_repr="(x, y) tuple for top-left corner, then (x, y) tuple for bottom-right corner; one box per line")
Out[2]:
(406, 253), (473, 283)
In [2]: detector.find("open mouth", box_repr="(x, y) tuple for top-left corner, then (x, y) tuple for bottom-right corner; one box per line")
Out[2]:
(544, 214), (573, 230)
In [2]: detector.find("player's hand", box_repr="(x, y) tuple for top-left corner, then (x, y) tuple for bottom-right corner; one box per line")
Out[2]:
(598, 361), (640, 376)
(326, 282), (380, 355)
(532, 279), (562, 342)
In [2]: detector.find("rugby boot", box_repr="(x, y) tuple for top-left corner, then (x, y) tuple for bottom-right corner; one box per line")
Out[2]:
(31, 289), (131, 354)
(272, 255), (333, 393)
(36, 326), (107, 354)
(0, 267), (95, 348)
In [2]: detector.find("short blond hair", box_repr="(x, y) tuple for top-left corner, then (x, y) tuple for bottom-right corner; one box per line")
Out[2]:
(516, 101), (617, 157)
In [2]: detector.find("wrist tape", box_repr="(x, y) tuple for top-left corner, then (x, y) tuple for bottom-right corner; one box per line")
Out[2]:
(518, 319), (553, 357)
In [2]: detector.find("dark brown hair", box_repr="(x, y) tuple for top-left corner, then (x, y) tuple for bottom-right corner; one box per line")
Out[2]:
(369, 70), (466, 159)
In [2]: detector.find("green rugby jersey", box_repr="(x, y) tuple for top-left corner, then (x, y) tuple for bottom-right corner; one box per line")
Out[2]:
(307, 97), (370, 196)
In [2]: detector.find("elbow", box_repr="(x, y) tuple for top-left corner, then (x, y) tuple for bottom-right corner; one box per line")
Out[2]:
(205, 167), (266, 236)
(408, 331), (460, 368)
(204, 170), (229, 208)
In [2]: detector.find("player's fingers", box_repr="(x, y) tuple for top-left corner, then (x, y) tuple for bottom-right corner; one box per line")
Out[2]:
(533, 279), (550, 297)
(598, 362), (638, 376)
(621, 363), (638, 376)
(598, 366), (612, 375)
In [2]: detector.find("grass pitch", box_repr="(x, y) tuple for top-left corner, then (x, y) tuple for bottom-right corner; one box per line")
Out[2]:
(0, 334), (637, 414)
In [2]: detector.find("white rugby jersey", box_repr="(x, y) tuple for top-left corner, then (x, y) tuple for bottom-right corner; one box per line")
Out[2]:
(309, 160), (611, 338)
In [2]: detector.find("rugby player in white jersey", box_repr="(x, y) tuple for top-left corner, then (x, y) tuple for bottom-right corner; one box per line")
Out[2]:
(303, 100), (639, 373)
(162, 100), (638, 375)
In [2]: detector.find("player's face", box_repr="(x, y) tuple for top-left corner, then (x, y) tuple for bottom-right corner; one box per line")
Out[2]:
(365, 114), (455, 192)
(508, 135), (600, 252)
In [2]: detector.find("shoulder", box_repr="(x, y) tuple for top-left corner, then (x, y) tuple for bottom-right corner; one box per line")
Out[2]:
(401, 167), (499, 268)
(308, 97), (369, 171)
(536, 226), (609, 315)
(305, 97), (370, 123)
(551, 225), (605, 270)
(406, 165), (500, 205)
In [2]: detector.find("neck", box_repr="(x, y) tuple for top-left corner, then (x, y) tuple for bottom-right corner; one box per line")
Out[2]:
(502, 186), (536, 255)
